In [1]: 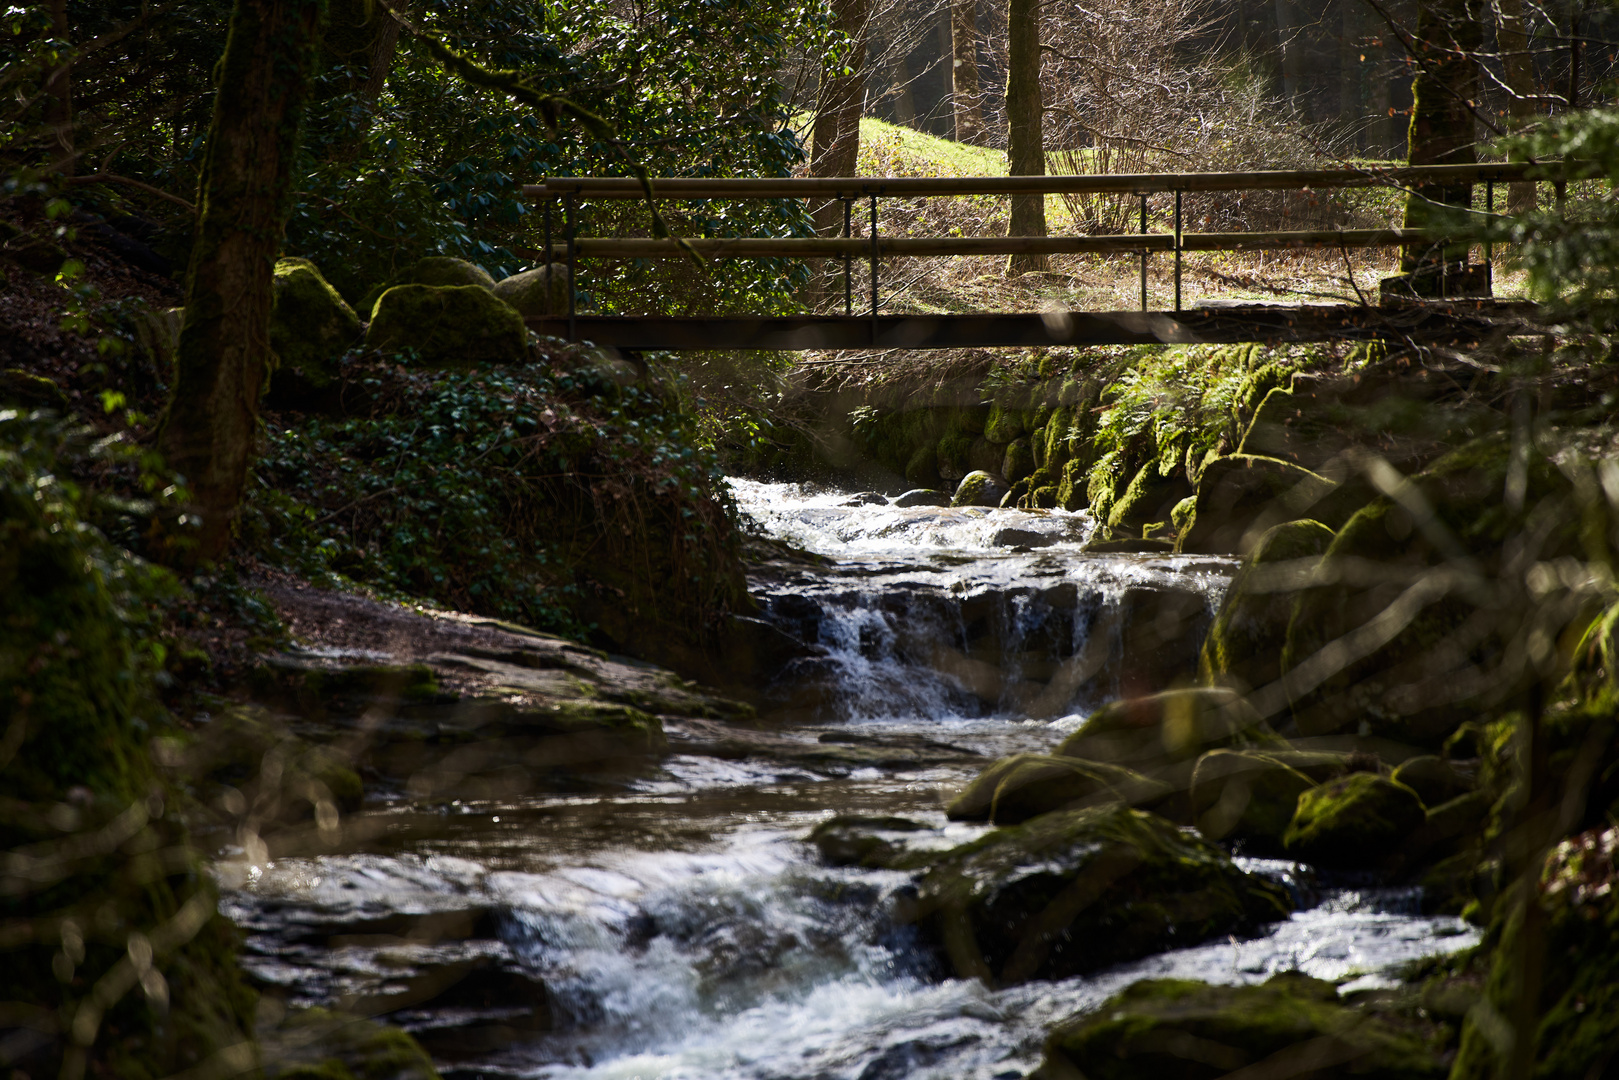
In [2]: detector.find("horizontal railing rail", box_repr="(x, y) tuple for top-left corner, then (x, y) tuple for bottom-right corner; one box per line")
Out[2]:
(520, 163), (1566, 345)
(524, 161), (1561, 200)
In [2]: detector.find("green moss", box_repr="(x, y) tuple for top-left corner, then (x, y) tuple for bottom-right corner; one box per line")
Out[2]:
(263, 1009), (440, 1080)
(951, 470), (1008, 508)
(1054, 458), (1089, 511)
(1, 367), (70, 409)
(269, 258), (362, 403)
(1087, 449), (1125, 523)
(1002, 437), (1035, 483)
(904, 443), (941, 487)
(399, 254), (497, 291)
(1283, 772), (1427, 869)
(937, 431), (975, 478)
(1029, 484), (1057, 508)
(912, 805), (1291, 985)
(946, 753), (1171, 824)
(1190, 749), (1315, 850)
(807, 815), (932, 869)
(1178, 453), (1331, 555)
(492, 263), (570, 317)
(1037, 973), (1449, 1080)
(984, 400), (1025, 444)
(365, 284), (528, 367)
(1199, 519), (1335, 693)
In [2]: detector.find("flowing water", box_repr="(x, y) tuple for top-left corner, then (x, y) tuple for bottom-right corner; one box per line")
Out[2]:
(226, 481), (1479, 1080)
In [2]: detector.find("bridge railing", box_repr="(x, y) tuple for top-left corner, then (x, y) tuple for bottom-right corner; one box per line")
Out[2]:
(517, 163), (1564, 347)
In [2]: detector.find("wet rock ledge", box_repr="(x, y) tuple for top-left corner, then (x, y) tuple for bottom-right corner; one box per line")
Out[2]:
(232, 581), (758, 801)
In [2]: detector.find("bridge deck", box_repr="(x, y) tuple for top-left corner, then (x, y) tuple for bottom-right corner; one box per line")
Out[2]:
(528, 301), (1534, 351)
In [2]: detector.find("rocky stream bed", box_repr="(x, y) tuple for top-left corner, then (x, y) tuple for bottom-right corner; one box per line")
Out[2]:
(218, 482), (1487, 1080)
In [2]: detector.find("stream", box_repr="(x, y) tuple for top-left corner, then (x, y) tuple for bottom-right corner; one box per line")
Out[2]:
(225, 481), (1479, 1080)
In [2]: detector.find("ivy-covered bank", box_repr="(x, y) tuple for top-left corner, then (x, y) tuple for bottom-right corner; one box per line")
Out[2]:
(253, 254), (749, 672)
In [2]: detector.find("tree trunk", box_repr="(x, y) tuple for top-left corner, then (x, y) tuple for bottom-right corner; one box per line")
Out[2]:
(44, 0), (73, 174)
(1004, 0), (1047, 274)
(1398, 0), (1480, 281)
(318, 0), (402, 159)
(1273, 0), (1306, 117)
(1492, 0), (1537, 212)
(951, 0), (984, 144)
(157, 0), (323, 566)
(1339, 0), (1363, 151)
(811, 0), (868, 250)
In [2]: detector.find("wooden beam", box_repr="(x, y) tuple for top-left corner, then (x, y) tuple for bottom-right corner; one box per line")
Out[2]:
(526, 301), (1533, 350)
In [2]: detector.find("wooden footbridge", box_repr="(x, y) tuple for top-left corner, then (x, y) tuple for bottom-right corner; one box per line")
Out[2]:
(519, 163), (1559, 350)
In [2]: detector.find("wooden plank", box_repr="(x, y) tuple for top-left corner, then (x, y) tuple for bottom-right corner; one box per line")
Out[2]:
(526, 302), (1531, 350)
(525, 163), (1560, 201)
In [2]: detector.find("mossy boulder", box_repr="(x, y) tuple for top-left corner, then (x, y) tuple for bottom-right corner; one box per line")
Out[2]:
(893, 488), (950, 508)
(1200, 519), (1336, 696)
(1054, 457), (1090, 511)
(807, 814), (933, 869)
(269, 257), (363, 406)
(946, 753), (1171, 824)
(984, 401), (1025, 444)
(910, 805), (1290, 985)
(1002, 437), (1035, 484)
(398, 254), (497, 291)
(0, 367), (69, 409)
(904, 443), (942, 487)
(1109, 461), (1194, 534)
(365, 284), (529, 367)
(492, 263), (570, 318)
(1057, 687), (1285, 773)
(952, 470), (1010, 508)
(1280, 433), (1598, 745)
(1034, 973), (1449, 1080)
(1178, 453), (1334, 555)
(1283, 772), (1426, 869)
(1190, 749), (1316, 850)
(966, 436), (1003, 475)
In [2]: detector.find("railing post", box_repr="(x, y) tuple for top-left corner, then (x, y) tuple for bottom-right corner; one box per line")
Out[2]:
(565, 192), (577, 342)
(1139, 192), (1149, 312)
(1485, 179), (1494, 267)
(1174, 189), (1183, 313)
(843, 198), (853, 317)
(870, 193), (879, 345)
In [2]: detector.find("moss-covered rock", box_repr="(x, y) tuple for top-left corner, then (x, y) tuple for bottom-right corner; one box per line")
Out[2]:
(1200, 519), (1336, 696)
(1283, 772), (1426, 869)
(807, 814), (933, 869)
(905, 443), (942, 488)
(1109, 461), (1194, 534)
(1178, 453), (1333, 555)
(893, 488), (950, 508)
(966, 436), (1003, 475)
(1279, 433), (1598, 746)
(0, 367), (69, 409)
(946, 753), (1171, 824)
(952, 469), (1010, 508)
(1190, 749), (1316, 850)
(910, 805), (1290, 985)
(398, 254), (497, 291)
(365, 284), (528, 367)
(1057, 687), (1285, 773)
(1034, 973), (1449, 1080)
(492, 263), (570, 318)
(1054, 457), (1090, 511)
(1002, 437), (1035, 484)
(269, 258), (363, 406)
(984, 401), (1025, 444)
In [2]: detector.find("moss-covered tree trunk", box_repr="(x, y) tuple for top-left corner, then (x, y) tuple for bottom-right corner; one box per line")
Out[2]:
(1397, 0), (1481, 286)
(811, 0), (868, 190)
(1492, 0), (1537, 213)
(157, 0), (324, 565)
(1004, 0), (1048, 274)
(951, 0), (984, 145)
